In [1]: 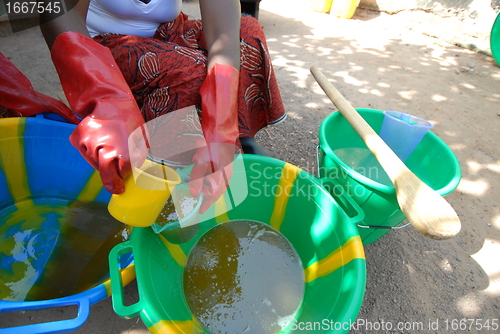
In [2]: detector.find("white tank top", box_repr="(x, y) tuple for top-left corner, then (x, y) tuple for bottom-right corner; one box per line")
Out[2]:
(86, 0), (182, 38)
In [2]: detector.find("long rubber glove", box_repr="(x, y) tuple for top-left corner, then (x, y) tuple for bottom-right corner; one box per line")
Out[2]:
(190, 64), (240, 214)
(51, 32), (148, 194)
(0, 52), (79, 123)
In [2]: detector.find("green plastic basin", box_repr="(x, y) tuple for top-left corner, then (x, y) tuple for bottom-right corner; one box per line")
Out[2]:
(109, 155), (366, 333)
(318, 109), (461, 244)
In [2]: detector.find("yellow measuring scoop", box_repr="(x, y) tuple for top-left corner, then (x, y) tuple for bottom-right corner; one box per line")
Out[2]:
(108, 160), (181, 227)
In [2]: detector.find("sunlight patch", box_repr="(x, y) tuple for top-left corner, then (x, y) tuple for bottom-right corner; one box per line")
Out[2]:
(456, 295), (481, 317)
(471, 239), (500, 295)
(457, 178), (489, 196)
(397, 90), (417, 100)
(432, 94), (447, 102)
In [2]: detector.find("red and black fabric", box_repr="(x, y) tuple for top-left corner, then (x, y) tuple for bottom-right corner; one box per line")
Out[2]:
(93, 13), (285, 166)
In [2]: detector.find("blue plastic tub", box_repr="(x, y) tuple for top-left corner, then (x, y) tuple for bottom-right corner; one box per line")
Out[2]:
(0, 115), (135, 334)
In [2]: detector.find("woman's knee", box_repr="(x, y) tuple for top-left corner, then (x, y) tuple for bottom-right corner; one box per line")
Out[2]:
(240, 15), (266, 40)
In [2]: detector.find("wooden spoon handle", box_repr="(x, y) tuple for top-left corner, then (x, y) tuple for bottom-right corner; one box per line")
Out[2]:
(311, 66), (461, 239)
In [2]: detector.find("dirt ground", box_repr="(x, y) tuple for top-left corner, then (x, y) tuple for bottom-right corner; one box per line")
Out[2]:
(1, 0), (499, 333)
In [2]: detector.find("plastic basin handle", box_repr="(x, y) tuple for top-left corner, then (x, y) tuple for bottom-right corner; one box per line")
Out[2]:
(317, 177), (365, 226)
(0, 298), (90, 334)
(108, 241), (143, 319)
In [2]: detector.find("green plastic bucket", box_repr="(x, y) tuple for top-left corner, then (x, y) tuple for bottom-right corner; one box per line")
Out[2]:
(109, 155), (366, 333)
(318, 109), (461, 245)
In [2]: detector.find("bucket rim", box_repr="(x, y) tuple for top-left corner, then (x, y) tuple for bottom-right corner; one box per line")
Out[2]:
(0, 263), (135, 333)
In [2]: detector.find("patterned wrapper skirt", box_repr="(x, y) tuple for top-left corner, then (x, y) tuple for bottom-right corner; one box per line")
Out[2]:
(93, 13), (286, 166)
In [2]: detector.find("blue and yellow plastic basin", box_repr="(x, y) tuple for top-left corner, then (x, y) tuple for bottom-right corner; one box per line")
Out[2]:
(0, 115), (135, 334)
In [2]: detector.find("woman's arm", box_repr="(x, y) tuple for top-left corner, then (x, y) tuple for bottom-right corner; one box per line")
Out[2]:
(199, 0), (241, 70)
(39, 0), (91, 49)
(38, 1), (147, 194)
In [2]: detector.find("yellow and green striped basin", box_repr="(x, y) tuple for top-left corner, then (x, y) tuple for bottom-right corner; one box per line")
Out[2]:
(110, 155), (366, 334)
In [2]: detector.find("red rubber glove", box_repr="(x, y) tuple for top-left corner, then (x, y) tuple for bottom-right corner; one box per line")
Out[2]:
(189, 64), (240, 214)
(0, 52), (79, 123)
(51, 32), (148, 194)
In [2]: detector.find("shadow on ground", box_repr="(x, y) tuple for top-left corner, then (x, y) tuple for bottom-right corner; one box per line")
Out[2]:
(257, 3), (500, 332)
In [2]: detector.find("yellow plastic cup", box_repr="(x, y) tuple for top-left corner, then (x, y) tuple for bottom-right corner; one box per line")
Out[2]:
(108, 160), (181, 227)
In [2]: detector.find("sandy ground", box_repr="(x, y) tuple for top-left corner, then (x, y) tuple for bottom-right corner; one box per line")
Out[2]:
(1, 0), (499, 333)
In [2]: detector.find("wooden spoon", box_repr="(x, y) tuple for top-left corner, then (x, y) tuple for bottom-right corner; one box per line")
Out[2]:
(311, 66), (461, 240)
